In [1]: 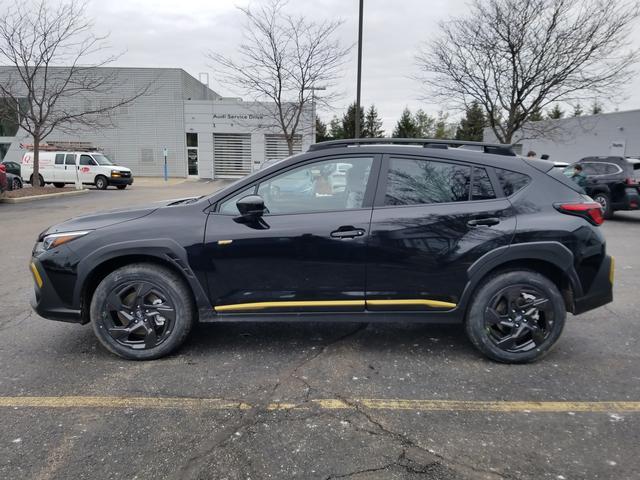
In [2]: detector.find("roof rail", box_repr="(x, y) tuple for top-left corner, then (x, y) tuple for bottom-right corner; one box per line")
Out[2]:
(20, 141), (101, 152)
(308, 138), (516, 156)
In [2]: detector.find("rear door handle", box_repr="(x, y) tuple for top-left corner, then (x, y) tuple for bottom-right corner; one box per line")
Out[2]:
(467, 217), (500, 227)
(330, 226), (366, 239)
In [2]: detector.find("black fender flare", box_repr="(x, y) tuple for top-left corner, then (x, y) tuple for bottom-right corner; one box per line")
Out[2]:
(73, 238), (213, 320)
(458, 241), (583, 314)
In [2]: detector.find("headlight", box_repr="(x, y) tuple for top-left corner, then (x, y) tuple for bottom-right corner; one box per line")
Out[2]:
(42, 230), (92, 250)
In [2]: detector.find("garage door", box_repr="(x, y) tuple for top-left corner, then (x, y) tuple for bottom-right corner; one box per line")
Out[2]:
(264, 134), (302, 162)
(213, 133), (252, 178)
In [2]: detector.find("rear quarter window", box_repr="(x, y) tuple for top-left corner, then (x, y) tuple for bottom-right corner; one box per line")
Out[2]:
(547, 167), (585, 194)
(494, 168), (531, 196)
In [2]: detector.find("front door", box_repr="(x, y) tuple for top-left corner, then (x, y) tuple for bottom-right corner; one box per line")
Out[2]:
(204, 155), (379, 314)
(79, 154), (97, 184)
(366, 154), (516, 311)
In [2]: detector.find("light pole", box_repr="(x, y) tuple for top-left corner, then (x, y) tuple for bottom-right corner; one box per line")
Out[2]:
(310, 86), (326, 143)
(354, 0), (364, 139)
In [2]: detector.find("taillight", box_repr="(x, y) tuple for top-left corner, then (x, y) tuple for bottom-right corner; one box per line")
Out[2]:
(625, 177), (638, 186)
(0, 164), (5, 173)
(555, 202), (604, 226)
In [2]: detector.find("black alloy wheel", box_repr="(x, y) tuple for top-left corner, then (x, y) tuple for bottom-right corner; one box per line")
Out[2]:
(91, 263), (194, 360)
(103, 281), (176, 350)
(484, 285), (553, 353)
(11, 177), (22, 190)
(465, 270), (566, 363)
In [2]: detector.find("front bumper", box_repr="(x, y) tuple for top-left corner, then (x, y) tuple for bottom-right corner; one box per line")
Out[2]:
(108, 176), (134, 186)
(573, 255), (614, 315)
(29, 259), (82, 323)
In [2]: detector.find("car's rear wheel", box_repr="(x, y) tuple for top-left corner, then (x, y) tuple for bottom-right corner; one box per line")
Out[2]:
(593, 192), (613, 219)
(53, 182), (65, 188)
(94, 175), (108, 190)
(116, 185), (127, 190)
(11, 177), (22, 190)
(465, 270), (566, 363)
(30, 174), (45, 187)
(90, 263), (195, 360)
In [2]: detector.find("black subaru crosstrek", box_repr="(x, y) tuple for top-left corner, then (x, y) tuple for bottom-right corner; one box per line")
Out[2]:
(565, 156), (640, 218)
(30, 139), (614, 363)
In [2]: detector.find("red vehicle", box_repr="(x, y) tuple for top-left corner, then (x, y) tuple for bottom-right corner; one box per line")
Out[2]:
(0, 163), (7, 192)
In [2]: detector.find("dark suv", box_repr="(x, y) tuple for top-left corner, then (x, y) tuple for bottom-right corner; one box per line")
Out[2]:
(30, 139), (614, 363)
(566, 156), (640, 218)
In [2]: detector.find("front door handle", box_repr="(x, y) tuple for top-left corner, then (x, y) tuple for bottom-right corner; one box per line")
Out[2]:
(467, 217), (500, 227)
(330, 226), (366, 239)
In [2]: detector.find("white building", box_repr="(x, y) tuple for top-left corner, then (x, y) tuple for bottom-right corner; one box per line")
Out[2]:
(0, 67), (313, 179)
(483, 109), (640, 162)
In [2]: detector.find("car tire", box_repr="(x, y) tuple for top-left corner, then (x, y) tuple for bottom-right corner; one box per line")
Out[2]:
(592, 192), (613, 219)
(11, 177), (22, 190)
(30, 174), (45, 187)
(465, 270), (566, 364)
(53, 182), (65, 188)
(116, 185), (127, 190)
(95, 175), (108, 190)
(90, 263), (195, 360)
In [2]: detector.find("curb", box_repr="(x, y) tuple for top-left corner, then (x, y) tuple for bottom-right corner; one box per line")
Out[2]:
(0, 189), (89, 204)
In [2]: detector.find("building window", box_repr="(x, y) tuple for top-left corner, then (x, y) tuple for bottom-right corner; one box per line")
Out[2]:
(186, 133), (198, 147)
(0, 98), (23, 137)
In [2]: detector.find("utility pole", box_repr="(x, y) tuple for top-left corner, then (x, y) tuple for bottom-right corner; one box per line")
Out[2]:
(354, 0), (364, 139)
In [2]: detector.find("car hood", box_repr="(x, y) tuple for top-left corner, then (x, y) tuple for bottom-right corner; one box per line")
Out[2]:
(40, 197), (197, 237)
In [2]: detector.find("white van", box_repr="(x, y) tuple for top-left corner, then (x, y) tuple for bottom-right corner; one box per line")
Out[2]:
(21, 151), (133, 190)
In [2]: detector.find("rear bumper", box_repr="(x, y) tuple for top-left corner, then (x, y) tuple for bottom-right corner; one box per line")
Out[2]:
(613, 188), (640, 210)
(29, 259), (82, 323)
(573, 255), (614, 315)
(108, 176), (133, 186)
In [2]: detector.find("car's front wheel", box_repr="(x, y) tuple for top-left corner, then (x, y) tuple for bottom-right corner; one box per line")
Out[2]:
(465, 270), (566, 363)
(94, 175), (108, 190)
(90, 263), (195, 360)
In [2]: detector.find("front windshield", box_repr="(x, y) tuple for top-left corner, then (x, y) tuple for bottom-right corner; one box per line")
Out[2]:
(93, 154), (113, 166)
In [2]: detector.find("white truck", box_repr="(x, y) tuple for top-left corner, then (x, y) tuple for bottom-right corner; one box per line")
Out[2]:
(21, 151), (133, 190)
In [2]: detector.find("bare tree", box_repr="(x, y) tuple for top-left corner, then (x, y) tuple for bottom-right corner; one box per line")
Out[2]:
(0, 0), (149, 187)
(416, 0), (639, 144)
(207, 0), (351, 154)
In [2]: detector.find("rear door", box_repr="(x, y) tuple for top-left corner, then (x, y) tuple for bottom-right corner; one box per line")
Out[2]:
(62, 153), (77, 182)
(365, 154), (516, 311)
(53, 153), (66, 182)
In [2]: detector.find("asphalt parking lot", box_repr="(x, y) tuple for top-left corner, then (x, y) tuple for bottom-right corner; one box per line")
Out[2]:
(0, 180), (639, 480)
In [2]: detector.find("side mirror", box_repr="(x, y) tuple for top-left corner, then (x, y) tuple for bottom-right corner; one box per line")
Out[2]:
(236, 194), (265, 218)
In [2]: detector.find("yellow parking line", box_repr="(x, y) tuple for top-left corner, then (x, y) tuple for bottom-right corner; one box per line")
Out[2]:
(0, 396), (639, 413)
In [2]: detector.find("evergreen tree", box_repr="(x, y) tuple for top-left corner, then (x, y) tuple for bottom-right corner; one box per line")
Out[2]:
(328, 116), (344, 139)
(434, 110), (455, 139)
(341, 102), (365, 138)
(392, 107), (421, 138)
(572, 102), (584, 117)
(315, 117), (329, 142)
(528, 107), (544, 122)
(591, 99), (604, 115)
(547, 104), (564, 119)
(414, 109), (435, 137)
(363, 104), (384, 137)
(455, 101), (486, 141)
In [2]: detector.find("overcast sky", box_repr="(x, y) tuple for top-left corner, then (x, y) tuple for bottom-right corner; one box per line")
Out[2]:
(86, 0), (640, 134)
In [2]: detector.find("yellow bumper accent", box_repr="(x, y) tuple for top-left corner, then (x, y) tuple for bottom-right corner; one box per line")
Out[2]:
(215, 298), (457, 312)
(30, 262), (43, 288)
(609, 257), (615, 285)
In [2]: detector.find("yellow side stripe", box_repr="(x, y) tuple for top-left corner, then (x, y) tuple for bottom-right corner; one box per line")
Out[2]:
(214, 298), (457, 312)
(1, 396), (639, 413)
(214, 300), (365, 312)
(367, 299), (457, 309)
(610, 256), (615, 285)
(30, 262), (43, 288)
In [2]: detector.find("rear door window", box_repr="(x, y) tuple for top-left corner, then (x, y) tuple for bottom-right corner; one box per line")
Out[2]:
(64, 154), (76, 166)
(385, 158), (471, 205)
(471, 167), (496, 200)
